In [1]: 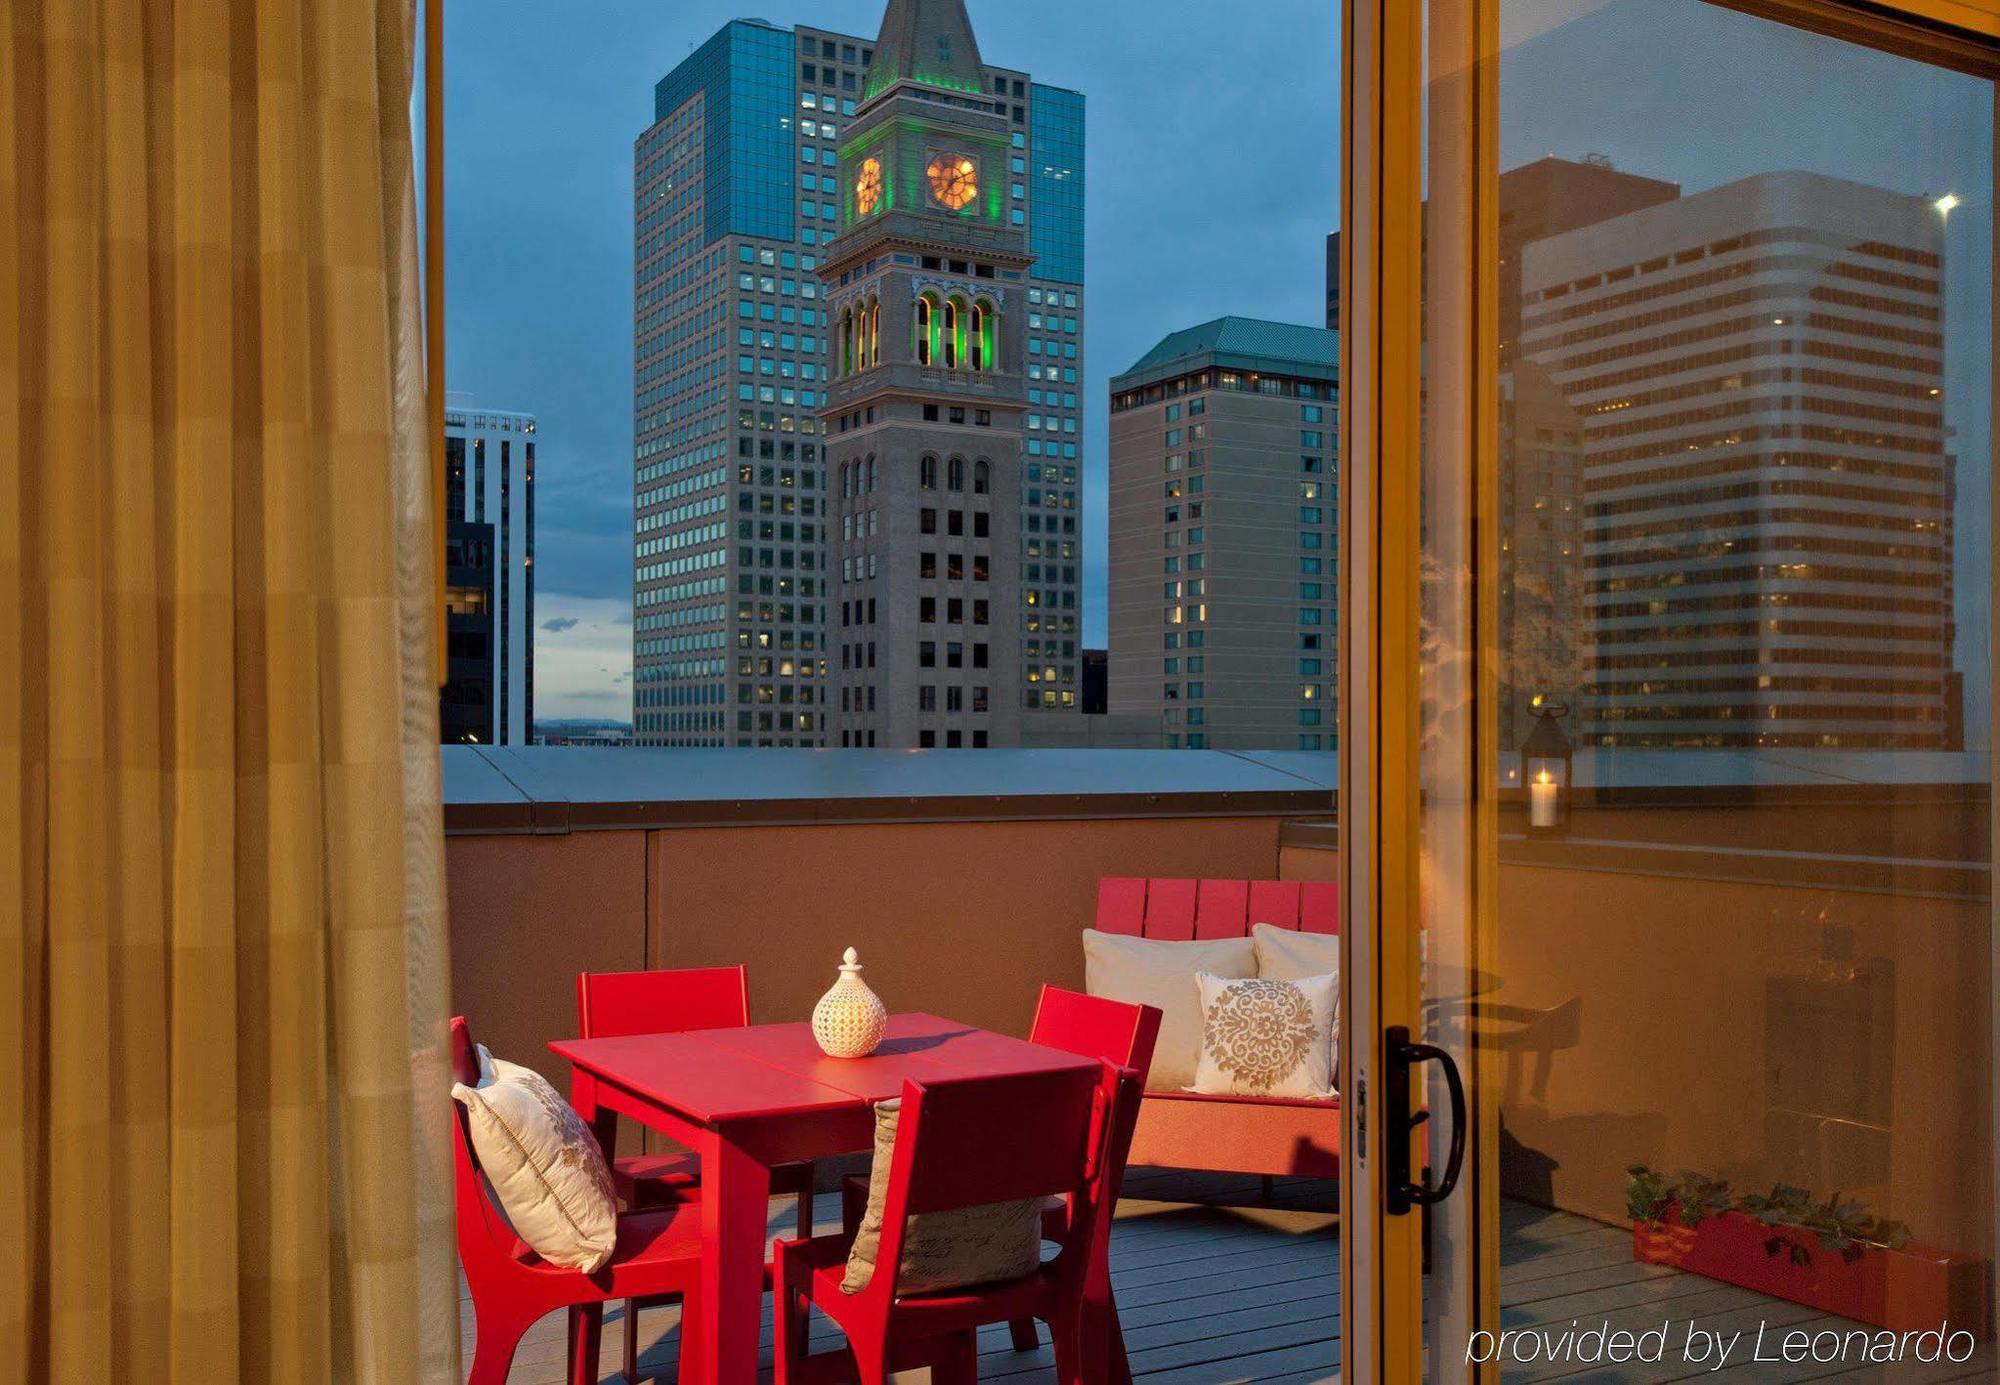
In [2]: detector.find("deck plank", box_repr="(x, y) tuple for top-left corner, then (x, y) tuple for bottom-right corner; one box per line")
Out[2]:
(460, 1189), (1990, 1384)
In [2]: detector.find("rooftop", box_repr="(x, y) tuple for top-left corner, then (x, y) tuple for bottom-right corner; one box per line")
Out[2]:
(442, 746), (1333, 833)
(1114, 316), (1340, 390)
(443, 745), (1993, 834)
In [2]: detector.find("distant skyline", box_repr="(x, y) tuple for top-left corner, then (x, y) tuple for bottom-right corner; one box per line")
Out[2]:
(445, 0), (1340, 720)
(450, 0), (1994, 743)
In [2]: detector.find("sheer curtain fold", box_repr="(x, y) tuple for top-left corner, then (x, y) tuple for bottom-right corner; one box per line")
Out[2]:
(1, 2), (454, 1382)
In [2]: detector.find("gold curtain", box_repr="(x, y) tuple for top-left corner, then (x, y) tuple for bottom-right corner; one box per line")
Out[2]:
(0, 2), (457, 1382)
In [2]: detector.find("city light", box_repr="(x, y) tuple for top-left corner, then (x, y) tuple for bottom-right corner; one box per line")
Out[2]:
(1935, 191), (1961, 217)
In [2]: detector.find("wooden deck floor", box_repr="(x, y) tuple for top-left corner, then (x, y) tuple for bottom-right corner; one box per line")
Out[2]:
(463, 1171), (1994, 1384)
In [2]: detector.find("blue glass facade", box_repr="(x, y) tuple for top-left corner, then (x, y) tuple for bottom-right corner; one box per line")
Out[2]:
(1029, 84), (1085, 285)
(654, 20), (796, 245)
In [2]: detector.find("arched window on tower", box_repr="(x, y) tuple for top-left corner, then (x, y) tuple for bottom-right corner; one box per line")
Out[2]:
(973, 459), (991, 495)
(841, 306), (855, 377)
(866, 454), (877, 493)
(867, 298), (880, 369)
(920, 454), (939, 490)
(948, 456), (965, 492)
(969, 301), (986, 371)
(941, 298), (959, 370)
(914, 295), (933, 367)
(975, 298), (998, 374)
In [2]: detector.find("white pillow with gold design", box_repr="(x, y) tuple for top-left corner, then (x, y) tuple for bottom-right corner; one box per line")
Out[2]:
(1189, 972), (1337, 1100)
(452, 1044), (619, 1272)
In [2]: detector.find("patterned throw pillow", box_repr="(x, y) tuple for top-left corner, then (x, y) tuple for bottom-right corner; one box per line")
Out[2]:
(842, 1098), (1045, 1296)
(1189, 972), (1338, 1100)
(452, 1044), (619, 1272)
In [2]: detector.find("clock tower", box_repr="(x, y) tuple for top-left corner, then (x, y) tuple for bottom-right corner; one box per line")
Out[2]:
(821, 0), (1032, 748)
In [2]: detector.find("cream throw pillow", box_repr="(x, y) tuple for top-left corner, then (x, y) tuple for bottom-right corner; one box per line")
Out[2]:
(842, 1098), (1044, 1295)
(1082, 928), (1256, 1091)
(1252, 924), (1342, 1089)
(452, 1044), (619, 1272)
(1190, 973), (1338, 1100)
(1251, 921), (1339, 981)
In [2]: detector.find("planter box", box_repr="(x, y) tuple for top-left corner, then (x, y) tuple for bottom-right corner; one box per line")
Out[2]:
(1634, 1207), (1991, 1337)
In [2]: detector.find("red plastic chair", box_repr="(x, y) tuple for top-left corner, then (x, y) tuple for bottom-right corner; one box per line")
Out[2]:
(777, 1061), (1135, 1385)
(451, 1016), (703, 1385)
(838, 986), (1162, 1359)
(575, 966), (817, 1379)
(1006, 987), (1160, 1357)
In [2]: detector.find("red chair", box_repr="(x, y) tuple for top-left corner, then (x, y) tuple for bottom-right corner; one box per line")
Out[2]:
(777, 1061), (1135, 1385)
(836, 987), (1162, 1358)
(575, 966), (817, 1380)
(451, 1016), (703, 1385)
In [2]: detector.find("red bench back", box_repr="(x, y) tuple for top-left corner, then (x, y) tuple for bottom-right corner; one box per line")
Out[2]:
(1095, 876), (1338, 941)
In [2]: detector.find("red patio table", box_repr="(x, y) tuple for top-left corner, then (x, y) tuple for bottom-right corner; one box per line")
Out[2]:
(551, 1012), (1110, 1385)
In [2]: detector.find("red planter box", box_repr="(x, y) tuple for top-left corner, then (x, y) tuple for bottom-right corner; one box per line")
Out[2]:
(1634, 1207), (1991, 1337)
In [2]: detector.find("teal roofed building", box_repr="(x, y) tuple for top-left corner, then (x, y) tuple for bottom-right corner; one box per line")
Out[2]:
(1117, 316), (1340, 390)
(1108, 317), (1341, 753)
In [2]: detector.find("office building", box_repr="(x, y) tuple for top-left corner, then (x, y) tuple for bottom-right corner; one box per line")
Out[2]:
(442, 400), (537, 745)
(1326, 157), (1683, 745)
(1324, 231), (1340, 330)
(1521, 170), (1957, 748)
(1491, 158), (1682, 745)
(632, 4), (1085, 746)
(1108, 318), (1340, 750)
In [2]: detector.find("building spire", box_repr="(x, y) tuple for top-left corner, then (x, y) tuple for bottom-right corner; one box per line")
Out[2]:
(864, 0), (987, 102)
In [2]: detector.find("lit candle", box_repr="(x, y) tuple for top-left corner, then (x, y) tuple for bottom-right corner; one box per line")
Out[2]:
(1530, 769), (1559, 829)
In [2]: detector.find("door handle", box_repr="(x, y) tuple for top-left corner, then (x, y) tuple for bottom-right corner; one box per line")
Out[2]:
(1383, 1024), (1468, 1215)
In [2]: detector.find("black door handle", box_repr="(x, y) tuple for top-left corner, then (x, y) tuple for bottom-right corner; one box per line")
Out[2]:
(1383, 1024), (1468, 1215)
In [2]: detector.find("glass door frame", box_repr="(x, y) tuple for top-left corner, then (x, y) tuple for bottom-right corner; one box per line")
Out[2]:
(1335, 2), (2000, 1381)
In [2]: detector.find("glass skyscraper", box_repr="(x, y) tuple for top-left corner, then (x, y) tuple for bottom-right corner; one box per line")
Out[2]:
(632, 12), (1085, 745)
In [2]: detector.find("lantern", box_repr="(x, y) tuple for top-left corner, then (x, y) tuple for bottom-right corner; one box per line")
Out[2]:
(1521, 697), (1573, 839)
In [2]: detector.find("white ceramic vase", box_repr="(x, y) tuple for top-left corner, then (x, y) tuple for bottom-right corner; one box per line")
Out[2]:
(811, 947), (888, 1058)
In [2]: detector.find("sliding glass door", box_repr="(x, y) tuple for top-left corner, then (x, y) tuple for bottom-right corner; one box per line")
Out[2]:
(1342, 1), (2000, 1378)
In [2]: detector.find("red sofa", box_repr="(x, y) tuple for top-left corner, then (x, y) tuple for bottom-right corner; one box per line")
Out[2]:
(1094, 876), (1340, 1181)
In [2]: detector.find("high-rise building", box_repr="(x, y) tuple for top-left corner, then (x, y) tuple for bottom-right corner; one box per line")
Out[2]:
(1324, 231), (1340, 330)
(442, 400), (537, 745)
(1108, 318), (1340, 750)
(1489, 158), (1681, 746)
(1326, 158), (1682, 745)
(1520, 170), (1956, 749)
(633, 6), (1085, 747)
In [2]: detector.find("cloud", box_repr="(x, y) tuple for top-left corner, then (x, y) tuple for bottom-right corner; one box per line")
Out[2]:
(530, 592), (632, 721)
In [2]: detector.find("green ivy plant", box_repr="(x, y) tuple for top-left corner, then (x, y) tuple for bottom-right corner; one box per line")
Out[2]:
(1623, 1164), (1731, 1228)
(1738, 1182), (1912, 1265)
(1625, 1165), (1912, 1265)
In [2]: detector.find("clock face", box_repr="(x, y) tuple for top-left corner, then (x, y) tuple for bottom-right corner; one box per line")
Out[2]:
(926, 153), (979, 211)
(855, 158), (883, 217)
